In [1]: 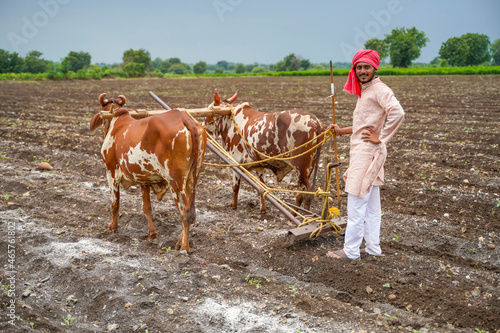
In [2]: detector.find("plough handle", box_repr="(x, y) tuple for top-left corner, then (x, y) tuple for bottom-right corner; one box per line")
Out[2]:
(149, 91), (172, 110)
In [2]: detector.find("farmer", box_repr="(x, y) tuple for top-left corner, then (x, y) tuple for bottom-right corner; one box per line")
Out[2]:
(327, 49), (405, 260)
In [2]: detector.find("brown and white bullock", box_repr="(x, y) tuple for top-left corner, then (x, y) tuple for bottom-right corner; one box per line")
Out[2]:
(204, 91), (323, 214)
(90, 93), (207, 252)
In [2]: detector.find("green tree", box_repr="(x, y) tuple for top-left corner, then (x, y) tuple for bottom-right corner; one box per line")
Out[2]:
(216, 60), (229, 70)
(62, 51), (91, 72)
(160, 60), (171, 73)
(300, 59), (311, 70)
(491, 39), (500, 65)
(430, 57), (440, 66)
(151, 57), (163, 70)
(122, 49), (151, 70)
(385, 27), (428, 68)
(24, 50), (48, 73)
(0, 49), (24, 73)
(123, 62), (145, 77)
(439, 37), (469, 66)
(87, 64), (103, 79)
(462, 33), (490, 66)
(275, 53), (302, 72)
(251, 66), (266, 73)
(168, 63), (190, 74)
(193, 61), (207, 74)
(235, 63), (245, 73)
(365, 38), (389, 61)
(214, 67), (224, 74)
(245, 64), (255, 72)
(168, 57), (181, 65)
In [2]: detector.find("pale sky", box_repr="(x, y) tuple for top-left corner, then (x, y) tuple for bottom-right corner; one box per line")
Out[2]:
(1, 0), (499, 65)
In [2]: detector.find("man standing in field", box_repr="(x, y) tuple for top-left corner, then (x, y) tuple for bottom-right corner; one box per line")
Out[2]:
(327, 49), (405, 260)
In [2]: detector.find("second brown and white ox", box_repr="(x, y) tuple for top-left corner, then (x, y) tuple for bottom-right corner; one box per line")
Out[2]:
(90, 93), (207, 252)
(204, 91), (323, 214)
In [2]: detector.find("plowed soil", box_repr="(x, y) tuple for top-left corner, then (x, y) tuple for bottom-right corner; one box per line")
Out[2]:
(0, 75), (499, 333)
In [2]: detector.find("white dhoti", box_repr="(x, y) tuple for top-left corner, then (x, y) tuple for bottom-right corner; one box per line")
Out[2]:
(343, 185), (382, 259)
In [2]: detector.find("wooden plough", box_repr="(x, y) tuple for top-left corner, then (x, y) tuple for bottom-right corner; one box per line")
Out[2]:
(98, 91), (346, 244)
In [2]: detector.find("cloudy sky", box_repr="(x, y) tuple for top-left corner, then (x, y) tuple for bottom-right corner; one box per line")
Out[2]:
(1, 0), (499, 65)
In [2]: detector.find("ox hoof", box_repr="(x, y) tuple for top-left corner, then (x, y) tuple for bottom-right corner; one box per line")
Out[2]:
(107, 227), (118, 233)
(175, 243), (190, 253)
(147, 233), (158, 241)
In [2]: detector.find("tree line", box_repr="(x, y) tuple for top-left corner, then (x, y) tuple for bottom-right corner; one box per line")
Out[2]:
(0, 27), (499, 78)
(366, 28), (498, 67)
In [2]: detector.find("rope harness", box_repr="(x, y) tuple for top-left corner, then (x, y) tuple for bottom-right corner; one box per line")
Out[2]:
(204, 106), (334, 167)
(194, 107), (342, 239)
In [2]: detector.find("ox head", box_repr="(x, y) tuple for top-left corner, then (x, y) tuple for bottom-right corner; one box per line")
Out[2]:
(202, 90), (238, 135)
(89, 93), (127, 132)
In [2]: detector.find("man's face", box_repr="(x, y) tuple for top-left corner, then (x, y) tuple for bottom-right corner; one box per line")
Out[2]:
(355, 62), (376, 84)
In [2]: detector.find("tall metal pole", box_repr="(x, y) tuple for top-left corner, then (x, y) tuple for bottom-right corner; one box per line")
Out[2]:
(330, 61), (341, 204)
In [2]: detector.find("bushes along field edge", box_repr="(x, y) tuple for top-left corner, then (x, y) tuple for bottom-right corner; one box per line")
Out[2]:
(0, 66), (499, 81)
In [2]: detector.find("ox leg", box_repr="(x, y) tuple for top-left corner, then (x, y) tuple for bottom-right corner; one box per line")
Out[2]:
(297, 175), (312, 210)
(173, 192), (191, 253)
(230, 173), (241, 210)
(108, 179), (120, 233)
(141, 185), (158, 240)
(255, 170), (268, 215)
(176, 213), (191, 253)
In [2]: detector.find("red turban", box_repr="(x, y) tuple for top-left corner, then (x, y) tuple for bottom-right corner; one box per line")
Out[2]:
(343, 49), (381, 97)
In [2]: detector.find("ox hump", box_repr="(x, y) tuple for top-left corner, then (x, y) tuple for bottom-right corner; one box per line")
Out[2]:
(113, 109), (130, 118)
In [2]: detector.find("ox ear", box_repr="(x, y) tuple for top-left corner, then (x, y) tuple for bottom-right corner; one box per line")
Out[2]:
(213, 89), (221, 106)
(224, 91), (238, 104)
(99, 93), (108, 106)
(89, 113), (103, 131)
(118, 95), (126, 106)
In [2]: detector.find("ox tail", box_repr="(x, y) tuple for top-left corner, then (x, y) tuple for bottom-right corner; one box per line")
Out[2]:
(179, 111), (203, 224)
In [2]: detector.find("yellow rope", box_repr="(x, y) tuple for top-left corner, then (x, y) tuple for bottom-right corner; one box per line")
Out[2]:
(205, 131), (307, 218)
(296, 162), (343, 240)
(189, 109), (342, 239)
(206, 129), (343, 238)
(203, 129), (332, 167)
(230, 107), (332, 160)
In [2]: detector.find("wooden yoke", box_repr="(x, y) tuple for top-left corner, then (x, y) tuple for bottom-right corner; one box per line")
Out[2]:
(99, 106), (233, 119)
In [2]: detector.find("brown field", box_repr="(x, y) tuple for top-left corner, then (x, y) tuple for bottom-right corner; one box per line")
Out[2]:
(0, 75), (499, 332)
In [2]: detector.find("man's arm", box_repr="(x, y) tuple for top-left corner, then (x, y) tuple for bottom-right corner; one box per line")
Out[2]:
(327, 124), (353, 136)
(377, 87), (405, 144)
(361, 127), (380, 143)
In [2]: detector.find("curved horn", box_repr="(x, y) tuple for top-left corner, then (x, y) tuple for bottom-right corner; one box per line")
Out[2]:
(213, 89), (221, 106)
(225, 91), (238, 104)
(117, 95), (126, 106)
(98, 93), (108, 106)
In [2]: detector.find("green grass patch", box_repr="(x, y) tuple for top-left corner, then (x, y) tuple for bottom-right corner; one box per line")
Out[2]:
(1, 66), (498, 81)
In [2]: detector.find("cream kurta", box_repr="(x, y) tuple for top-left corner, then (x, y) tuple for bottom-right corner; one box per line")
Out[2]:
(343, 77), (405, 197)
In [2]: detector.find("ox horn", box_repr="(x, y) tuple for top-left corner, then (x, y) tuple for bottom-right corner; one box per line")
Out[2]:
(225, 91), (238, 104)
(213, 89), (221, 106)
(118, 95), (126, 106)
(99, 93), (108, 106)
